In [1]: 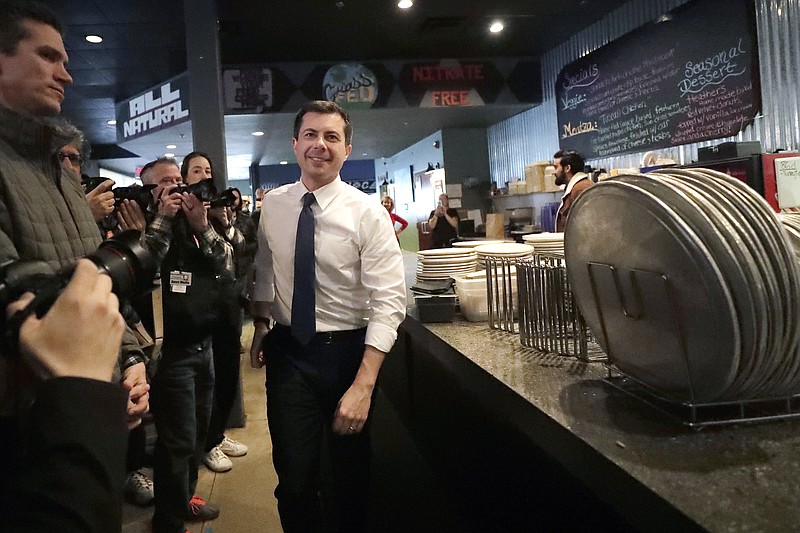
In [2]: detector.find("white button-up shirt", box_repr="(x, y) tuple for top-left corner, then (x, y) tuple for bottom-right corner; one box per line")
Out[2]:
(253, 176), (407, 353)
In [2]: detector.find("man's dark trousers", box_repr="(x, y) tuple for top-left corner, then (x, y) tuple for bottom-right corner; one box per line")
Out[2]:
(151, 339), (214, 532)
(264, 324), (371, 533)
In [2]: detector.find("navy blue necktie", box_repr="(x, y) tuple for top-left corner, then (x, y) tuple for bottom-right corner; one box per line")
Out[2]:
(291, 192), (316, 345)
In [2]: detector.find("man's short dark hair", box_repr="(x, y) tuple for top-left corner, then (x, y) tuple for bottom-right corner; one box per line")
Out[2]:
(559, 150), (585, 174)
(0, 1), (63, 54)
(140, 157), (179, 183)
(180, 150), (215, 182)
(553, 150), (565, 160)
(293, 100), (353, 146)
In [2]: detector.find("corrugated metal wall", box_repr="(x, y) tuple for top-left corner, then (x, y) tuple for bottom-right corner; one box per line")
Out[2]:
(488, 0), (800, 184)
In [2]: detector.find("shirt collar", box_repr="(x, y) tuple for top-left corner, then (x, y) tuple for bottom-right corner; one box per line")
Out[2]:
(291, 175), (343, 211)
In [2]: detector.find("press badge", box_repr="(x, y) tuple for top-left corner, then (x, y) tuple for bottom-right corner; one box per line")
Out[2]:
(169, 271), (192, 293)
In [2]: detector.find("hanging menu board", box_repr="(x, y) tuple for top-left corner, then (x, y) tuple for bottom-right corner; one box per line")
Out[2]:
(555, 0), (759, 159)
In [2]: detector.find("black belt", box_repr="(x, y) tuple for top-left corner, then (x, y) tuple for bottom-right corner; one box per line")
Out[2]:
(272, 324), (366, 342)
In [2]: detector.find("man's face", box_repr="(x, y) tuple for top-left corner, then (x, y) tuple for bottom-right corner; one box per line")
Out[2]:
(143, 162), (181, 201)
(292, 112), (352, 185)
(0, 20), (72, 116)
(554, 158), (569, 187)
(58, 142), (83, 179)
(184, 156), (212, 185)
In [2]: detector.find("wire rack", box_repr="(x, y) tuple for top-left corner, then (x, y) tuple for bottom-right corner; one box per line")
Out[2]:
(605, 366), (800, 428)
(485, 256), (518, 333)
(516, 254), (606, 362)
(585, 260), (800, 427)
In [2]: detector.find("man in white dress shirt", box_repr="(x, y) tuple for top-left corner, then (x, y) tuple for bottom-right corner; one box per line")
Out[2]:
(249, 100), (406, 533)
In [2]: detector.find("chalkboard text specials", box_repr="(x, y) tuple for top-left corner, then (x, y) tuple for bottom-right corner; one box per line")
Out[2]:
(555, 0), (759, 160)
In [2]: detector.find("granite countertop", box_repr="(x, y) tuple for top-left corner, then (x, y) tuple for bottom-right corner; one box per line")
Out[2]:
(419, 318), (800, 532)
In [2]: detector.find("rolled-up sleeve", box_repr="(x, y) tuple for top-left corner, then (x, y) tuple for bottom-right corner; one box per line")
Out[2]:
(359, 207), (406, 353)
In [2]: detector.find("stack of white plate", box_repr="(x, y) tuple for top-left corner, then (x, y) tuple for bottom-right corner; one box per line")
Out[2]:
(416, 248), (478, 281)
(565, 167), (800, 402)
(474, 242), (535, 266)
(522, 232), (565, 254)
(451, 240), (507, 248)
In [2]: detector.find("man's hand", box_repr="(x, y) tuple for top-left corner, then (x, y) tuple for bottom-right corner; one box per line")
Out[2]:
(8, 259), (125, 381)
(182, 193), (209, 233)
(332, 345), (386, 436)
(249, 322), (269, 368)
(121, 362), (149, 429)
(156, 188), (182, 218)
(85, 179), (115, 222)
(116, 199), (147, 231)
(209, 206), (231, 227)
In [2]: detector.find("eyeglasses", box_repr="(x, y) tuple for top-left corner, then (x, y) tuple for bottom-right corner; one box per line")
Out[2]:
(57, 152), (84, 166)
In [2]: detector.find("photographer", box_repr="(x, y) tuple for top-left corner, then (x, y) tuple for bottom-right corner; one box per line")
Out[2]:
(179, 153), (250, 474)
(54, 121), (115, 225)
(0, 0), (149, 516)
(6, 259), (128, 532)
(133, 157), (233, 532)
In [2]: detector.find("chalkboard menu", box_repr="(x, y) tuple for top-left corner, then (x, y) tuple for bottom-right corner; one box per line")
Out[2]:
(555, 0), (759, 160)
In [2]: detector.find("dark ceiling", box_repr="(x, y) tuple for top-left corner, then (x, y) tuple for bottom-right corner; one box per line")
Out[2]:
(46, 0), (630, 178)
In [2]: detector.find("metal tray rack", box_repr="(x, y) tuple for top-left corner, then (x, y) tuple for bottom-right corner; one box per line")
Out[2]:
(516, 254), (606, 362)
(485, 256), (518, 333)
(583, 260), (800, 427)
(605, 366), (800, 428)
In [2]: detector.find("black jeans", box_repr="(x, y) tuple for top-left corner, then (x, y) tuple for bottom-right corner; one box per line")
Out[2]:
(151, 339), (214, 533)
(205, 309), (243, 452)
(264, 325), (371, 533)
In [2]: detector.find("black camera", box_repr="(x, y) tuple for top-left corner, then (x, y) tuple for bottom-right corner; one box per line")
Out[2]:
(210, 187), (238, 209)
(0, 230), (158, 358)
(81, 176), (110, 195)
(81, 176), (156, 212)
(169, 179), (216, 202)
(168, 179), (237, 209)
(113, 184), (157, 211)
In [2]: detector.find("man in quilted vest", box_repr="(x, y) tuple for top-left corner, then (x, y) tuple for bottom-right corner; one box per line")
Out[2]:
(0, 1), (147, 526)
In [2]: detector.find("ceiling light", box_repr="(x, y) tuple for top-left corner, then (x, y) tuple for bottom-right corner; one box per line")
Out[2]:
(279, 160), (288, 165)
(165, 153), (175, 158)
(362, 152), (368, 156)
(85, 35), (103, 44)
(166, 144), (177, 149)
(398, 0), (413, 8)
(489, 21), (504, 33)
(107, 119), (117, 125)
(252, 131), (265, 136)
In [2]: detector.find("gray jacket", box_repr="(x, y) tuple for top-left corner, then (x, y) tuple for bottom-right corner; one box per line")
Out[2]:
(0, 105), (101, 268)
(0, 105), (144, 377)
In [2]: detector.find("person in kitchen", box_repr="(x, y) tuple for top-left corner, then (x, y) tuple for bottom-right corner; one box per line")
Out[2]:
(428, 193), (459, 248)
(554, 150), (593, 232)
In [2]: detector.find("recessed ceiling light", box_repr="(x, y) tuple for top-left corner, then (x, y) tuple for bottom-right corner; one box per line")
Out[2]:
(165, 153), (175, 158)
(279, 160), (288, 165)
(107, 119), (117, 125)
(489, 21), (504, 33)
(398, 0), (413, 8)
(85, 35), (103, 44)
(252, 131), (265, 136)
(166, 144), (177, 149)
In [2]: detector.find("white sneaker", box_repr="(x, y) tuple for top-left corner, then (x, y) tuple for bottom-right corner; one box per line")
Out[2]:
(203, 446), (233, 472)
(218, 436), (248, 457)
(124, 468), (154, 506)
